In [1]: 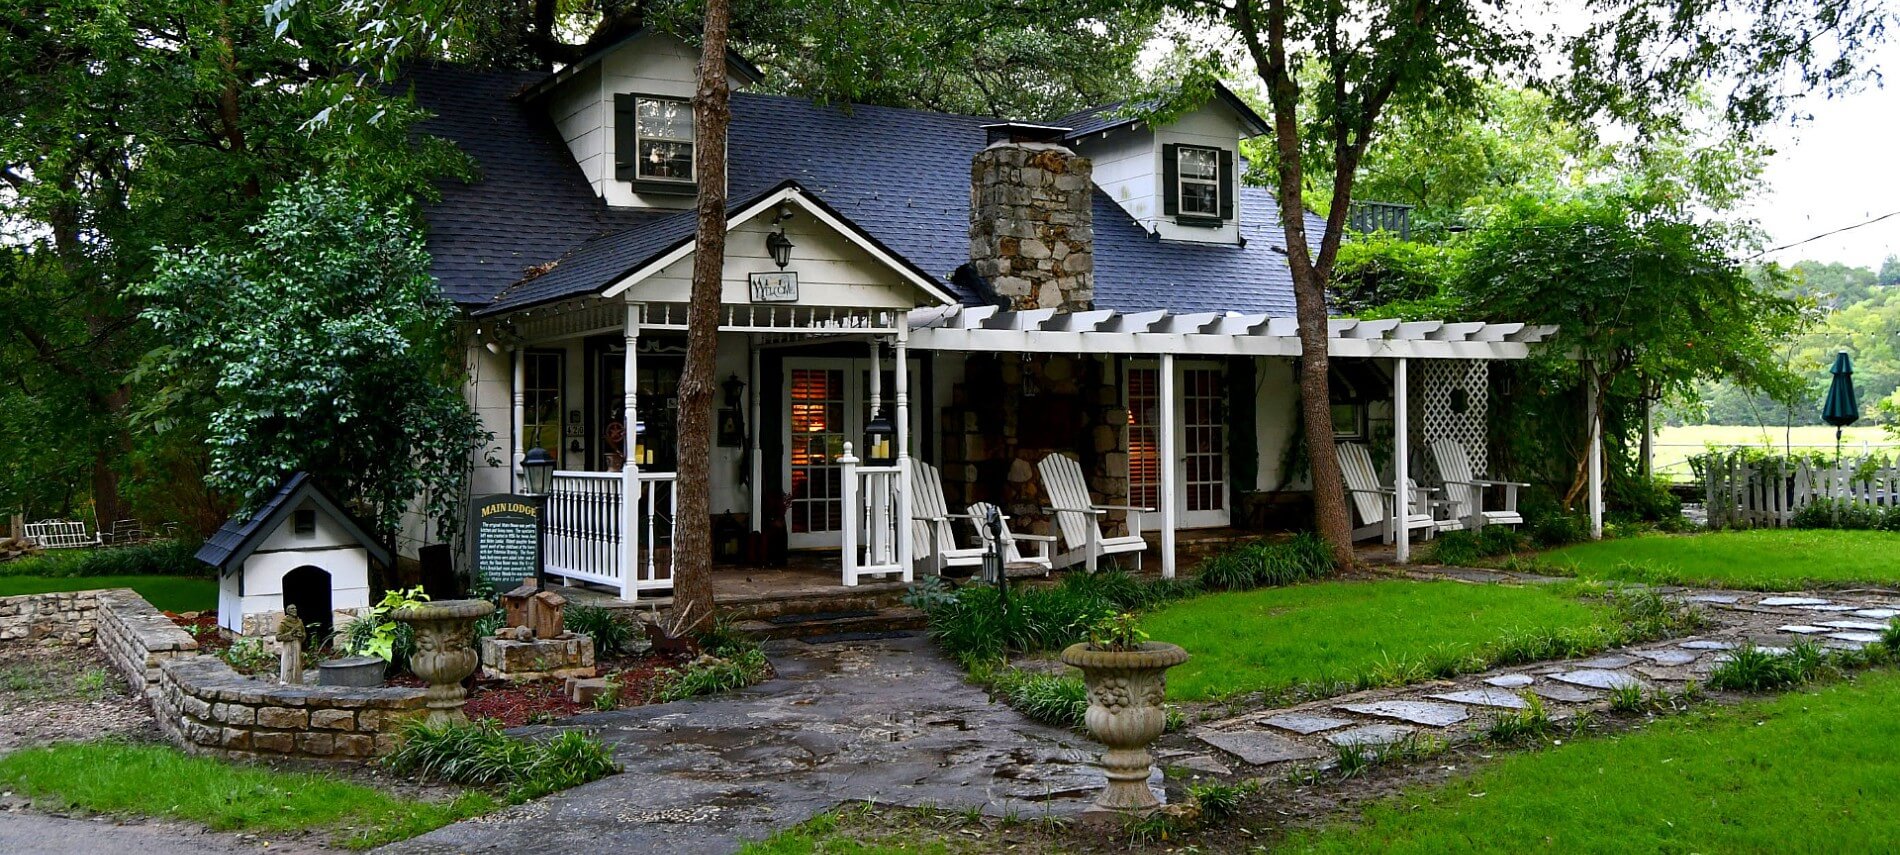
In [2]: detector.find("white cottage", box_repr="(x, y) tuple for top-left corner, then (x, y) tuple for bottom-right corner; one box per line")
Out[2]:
(402, 30), (1584, 601)
(198, 472), (391, 638)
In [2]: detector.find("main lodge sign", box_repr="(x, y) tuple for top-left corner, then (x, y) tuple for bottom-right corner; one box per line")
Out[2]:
(470, 495), (542, 590)
(748, 271), (799, 303)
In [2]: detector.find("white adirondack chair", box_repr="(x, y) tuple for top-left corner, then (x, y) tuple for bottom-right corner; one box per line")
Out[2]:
(1036, 453), (1152, 572)
(1336, 442), (1438, 544)
(907, 458), (984, 575)
(1429, 438), (1530, 529)
(967, 501), (1055, 576)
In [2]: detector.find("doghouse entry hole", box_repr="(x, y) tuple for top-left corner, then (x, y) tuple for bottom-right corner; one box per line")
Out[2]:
(282, 565), (334, 645)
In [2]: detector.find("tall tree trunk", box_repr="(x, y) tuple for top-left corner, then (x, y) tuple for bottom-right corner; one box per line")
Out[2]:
(671, 0), (732, 632)
(1245, 0), (1354, 566)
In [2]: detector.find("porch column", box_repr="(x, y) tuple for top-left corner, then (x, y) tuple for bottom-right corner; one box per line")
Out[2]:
(1586, 369), (1604, 539)
(895, 316), (913, 582)
(1393, 357), (1411, 563)
(748, 338), (763, 533)
(620, 304), (642, 600)
(511, 348), (526, 493)
(1159, 352), (1177, 578)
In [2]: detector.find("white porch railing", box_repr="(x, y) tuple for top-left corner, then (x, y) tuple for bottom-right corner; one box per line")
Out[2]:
(1702, 453), (1900, 529)
(839, 444), (911, 586)
(544, 470), (675, 596)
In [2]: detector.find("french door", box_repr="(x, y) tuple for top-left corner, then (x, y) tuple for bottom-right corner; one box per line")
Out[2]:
(1126, 360), (1230, 528)
(781, 356), (920, 548)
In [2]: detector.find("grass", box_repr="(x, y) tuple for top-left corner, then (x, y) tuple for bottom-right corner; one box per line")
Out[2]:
(1538, 528), (1900, 590)
(1137, 580), (1621, 701)
(0, 741), (496, 849)
(0, 574), (218, 612)
(740, 802), (1014, 854)
(1284, 668), (1900, 854)
(1652, 423), (1894, 482)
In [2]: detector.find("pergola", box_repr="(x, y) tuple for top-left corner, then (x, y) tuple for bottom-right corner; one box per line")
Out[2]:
(906, 305), (1570, 572)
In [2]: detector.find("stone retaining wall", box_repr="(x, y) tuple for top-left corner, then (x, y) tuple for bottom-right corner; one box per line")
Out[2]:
(95, 588), (201, 695)
(150, 656), (428, 761)
(0, 590), (102, 646)
(4, 585), (429, 762)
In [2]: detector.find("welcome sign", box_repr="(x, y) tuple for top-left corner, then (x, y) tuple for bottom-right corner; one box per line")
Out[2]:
(749, 271), (799, 303)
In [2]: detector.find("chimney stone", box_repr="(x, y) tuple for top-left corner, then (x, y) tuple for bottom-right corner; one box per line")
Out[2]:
(969, 141), (1094, 312)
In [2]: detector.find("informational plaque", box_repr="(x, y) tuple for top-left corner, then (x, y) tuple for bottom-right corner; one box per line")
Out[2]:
(470, 494), (541, 590)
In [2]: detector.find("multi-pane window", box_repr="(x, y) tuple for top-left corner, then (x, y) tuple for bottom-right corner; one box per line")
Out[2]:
(1126, 367), (1161, 510)
(635, 97), (694, 183)
(1176, 146), (1221, 218)
(788, 369), (847, 535)
(523, 350), (563, 457)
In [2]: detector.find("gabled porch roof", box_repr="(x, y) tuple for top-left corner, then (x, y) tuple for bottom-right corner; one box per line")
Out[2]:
(908, 305), (1558, 360)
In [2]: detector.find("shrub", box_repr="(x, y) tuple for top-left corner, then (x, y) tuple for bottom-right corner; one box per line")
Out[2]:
(220, 637), (278, 675)
(990, 669), (1088, 728)
(1792, 499), (1885, 531)
(384, 719), (618, 800)
(1428, 526), (1523, 565)
(563, 606), (634, 654)
(1187, 780), (1254, 824)
(1609, 476), (1682, 523)
(1191, 534), (1334, 591)
(0, 539), (204, 579)
(647, 646), (770, 702)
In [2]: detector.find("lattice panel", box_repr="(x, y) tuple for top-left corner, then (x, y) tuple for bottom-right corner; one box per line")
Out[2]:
(1410, 360), (1489, 485)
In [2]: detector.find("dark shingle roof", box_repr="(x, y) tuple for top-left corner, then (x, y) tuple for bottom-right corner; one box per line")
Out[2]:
(412, 65), (1315, 316)
(195, 472), (392, 575)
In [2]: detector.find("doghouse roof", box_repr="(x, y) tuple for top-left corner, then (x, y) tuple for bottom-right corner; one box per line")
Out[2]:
(195, 472), (392, 574)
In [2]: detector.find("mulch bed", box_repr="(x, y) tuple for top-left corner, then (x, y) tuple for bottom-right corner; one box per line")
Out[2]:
(165, 609), (233, 654)
(389, 651), (692, 728)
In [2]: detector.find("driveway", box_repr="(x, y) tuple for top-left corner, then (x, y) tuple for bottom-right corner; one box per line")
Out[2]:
(380, 634), (1104, 854)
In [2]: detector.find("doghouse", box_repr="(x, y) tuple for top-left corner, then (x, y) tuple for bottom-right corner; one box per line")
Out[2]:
(196, 472), (391, 640)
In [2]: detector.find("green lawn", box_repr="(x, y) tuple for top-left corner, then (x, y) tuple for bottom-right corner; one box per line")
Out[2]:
(1139, 580), (1617, 701)
(1286, 668), (1900, 853)
(1539, 529), (1900, 590)
(0, 741), (495, 849)
(0, 574), (217, 612)
(1652, 424), (1895, 482)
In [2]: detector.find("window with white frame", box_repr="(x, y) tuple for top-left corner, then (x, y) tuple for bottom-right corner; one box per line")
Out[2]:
(634, 97), (694, 183)
(1175, 145), (1221, 218)
(522, 350), (563, 457)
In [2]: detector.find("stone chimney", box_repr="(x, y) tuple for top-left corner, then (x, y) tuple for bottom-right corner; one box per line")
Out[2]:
(969, 124), (1094, 312)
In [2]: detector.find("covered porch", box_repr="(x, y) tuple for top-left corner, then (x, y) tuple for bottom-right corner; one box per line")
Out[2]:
(487, 297), (1569, 603)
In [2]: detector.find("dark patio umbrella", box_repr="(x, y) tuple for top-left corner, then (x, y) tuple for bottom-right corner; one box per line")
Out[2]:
(1821, 351), (1860, 520)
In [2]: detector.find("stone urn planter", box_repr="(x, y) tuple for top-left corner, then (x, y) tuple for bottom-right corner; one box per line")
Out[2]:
(1059, 641), (1190, 813)
(390, 599), (495, 724)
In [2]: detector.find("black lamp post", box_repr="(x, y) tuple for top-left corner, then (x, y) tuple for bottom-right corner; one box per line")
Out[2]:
(865, 410), (896, 466)
(520, 446), (556, 586)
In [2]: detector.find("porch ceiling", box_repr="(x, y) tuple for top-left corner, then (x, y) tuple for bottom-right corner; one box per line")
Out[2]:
(906, 306), (1557, 360)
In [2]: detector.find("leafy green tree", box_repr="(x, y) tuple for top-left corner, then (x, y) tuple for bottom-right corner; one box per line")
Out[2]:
(1878, 254), (1900, 287)
(135, 180), (493, 542)
(1456, 190), (1806, 507)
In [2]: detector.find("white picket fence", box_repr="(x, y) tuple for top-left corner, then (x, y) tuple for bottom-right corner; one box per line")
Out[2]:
(1701, 453), (1900, 529)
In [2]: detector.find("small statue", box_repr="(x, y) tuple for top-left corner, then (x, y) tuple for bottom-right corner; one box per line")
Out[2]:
(276, 605), (306, 685)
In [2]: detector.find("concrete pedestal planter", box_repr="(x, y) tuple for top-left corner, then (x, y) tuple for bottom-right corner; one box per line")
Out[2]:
(1059, 641), (1189, 813)
(390, 599), (495, 725)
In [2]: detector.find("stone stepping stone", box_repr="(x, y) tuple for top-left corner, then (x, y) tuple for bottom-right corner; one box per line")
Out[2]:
(1336, 700), (1470, 727)
(1794, 604), (1861, 612)
(1262, 713), (1353, 735)
(1196, 729), (1328, 765)
(1820, 620), (1889, 632)
(1684, 593), (1741, 604)
(1826, 640), (1871, 652)
(1760, 597), (1829, 607)
(1551, 670), (1649, 691)
(1634, 665), (1694, 682)
(1530, 683), (1600, 703)
(1428, 688), (1529, 710)
(1325, 724), (1416, 748)
(1575, 654), (1638, 669)
(1828, 632), (1882, 644)
(1778, 625), (1832, 635)
(1635, 649), (1699, 666)
(1484, 674), (1535, 688)
(1852, 608), (1900, 620)
(1679, 640), (1737, 650)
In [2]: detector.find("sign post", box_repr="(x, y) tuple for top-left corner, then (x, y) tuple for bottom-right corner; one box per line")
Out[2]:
(469, 494), (543, 591)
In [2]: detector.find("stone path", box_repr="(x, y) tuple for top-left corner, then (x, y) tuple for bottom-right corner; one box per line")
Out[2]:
(379, 634), (1102, 855)
(1185, 586), (1899, 770)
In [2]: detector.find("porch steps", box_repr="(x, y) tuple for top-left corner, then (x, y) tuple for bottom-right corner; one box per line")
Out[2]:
(733, 606), (928, 641)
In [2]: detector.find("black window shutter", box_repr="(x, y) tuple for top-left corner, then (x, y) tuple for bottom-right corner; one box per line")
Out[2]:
(1218, 148), (1235, 220)
(1161, 143), (1179, 217)
(613, 94), (636, 182)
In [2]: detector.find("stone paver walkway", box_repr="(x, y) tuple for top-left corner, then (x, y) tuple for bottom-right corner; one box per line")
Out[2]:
(380, 634), (1102, 855)
(1186, 585), (1899, 769)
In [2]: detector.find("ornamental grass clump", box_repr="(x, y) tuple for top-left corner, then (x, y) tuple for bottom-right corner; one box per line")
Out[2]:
(563, 606), (635, 654)
(384, 719), (618, 801)
(1708, 642), (1833, 692)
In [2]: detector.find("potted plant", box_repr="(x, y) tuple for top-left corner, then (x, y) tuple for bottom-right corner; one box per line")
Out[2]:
(1059, 613), (1189, 813)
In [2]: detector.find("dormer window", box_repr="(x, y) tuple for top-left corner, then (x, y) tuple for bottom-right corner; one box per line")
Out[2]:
(615, 94), (696, 193)
(1162, 143), (1235, 226)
